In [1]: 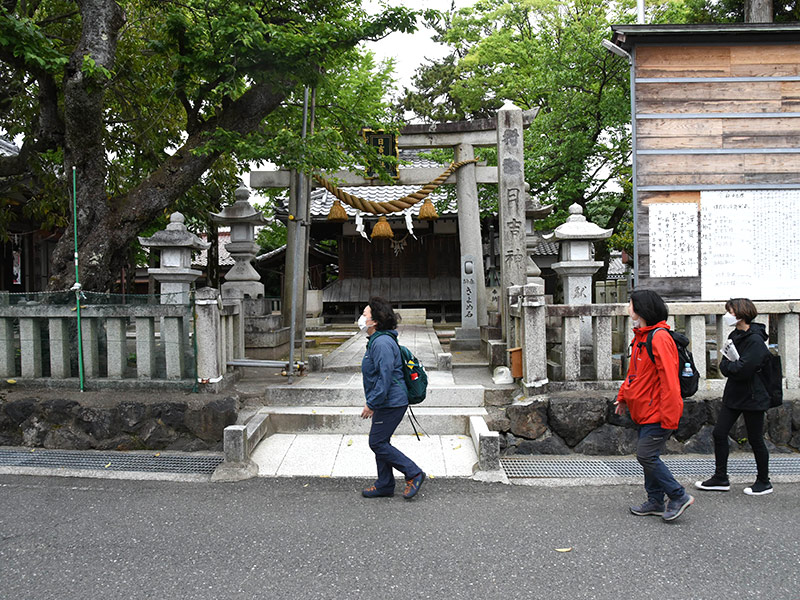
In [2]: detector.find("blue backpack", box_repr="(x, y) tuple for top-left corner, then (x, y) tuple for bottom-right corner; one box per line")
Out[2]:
(368, 331), (428, 404)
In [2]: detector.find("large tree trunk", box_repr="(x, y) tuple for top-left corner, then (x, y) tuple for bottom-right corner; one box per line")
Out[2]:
(745, 0), (773, 23)
(48, 0), (293, 292)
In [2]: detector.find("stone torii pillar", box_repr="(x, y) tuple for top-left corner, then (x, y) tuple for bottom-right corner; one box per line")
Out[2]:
(497, 101), (528, 342)
(450, 141), (485, 351)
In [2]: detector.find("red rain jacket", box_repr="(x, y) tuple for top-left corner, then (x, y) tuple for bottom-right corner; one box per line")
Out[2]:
(616, 321), (683, 430)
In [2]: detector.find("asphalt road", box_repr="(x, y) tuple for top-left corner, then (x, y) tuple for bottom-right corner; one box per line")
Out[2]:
(0, 475), (798, 600)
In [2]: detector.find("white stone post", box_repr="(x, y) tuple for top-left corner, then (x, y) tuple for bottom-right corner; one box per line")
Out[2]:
(497, 101), (528, 342)
(135, 317), (156, 379)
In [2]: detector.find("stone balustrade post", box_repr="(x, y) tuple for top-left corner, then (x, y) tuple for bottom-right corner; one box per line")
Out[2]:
(0, 318), (14, 377)
(195, 287), (223, 385)
(19, 317), (41, 378)
(520, 282), (548, 393)
(593, 315), (613, 381)
(777, 312), (799, 389)
(49, 318), (71, 379)
(222, 289), (245, 360)
(685, 314), (707, 381)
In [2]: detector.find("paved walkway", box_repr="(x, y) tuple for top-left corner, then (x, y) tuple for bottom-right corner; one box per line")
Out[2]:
(321, 324), (444, 372)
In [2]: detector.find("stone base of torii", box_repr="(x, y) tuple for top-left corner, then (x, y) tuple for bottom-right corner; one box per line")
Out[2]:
(250, 103), (538, 355)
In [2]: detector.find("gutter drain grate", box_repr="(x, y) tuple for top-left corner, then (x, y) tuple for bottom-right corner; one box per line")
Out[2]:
(0, 448), (223, 475)
(502, 456), (800, 479)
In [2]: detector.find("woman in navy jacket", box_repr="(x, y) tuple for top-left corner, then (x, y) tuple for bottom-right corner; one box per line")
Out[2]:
(359, 297), (425, 499)
(695, 298), (773, 496)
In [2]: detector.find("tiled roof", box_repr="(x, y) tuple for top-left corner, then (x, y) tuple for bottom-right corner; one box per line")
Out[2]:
(194, 229), (236, 267)
(531, 240), (559, 256)
(274, 149), (458, 221)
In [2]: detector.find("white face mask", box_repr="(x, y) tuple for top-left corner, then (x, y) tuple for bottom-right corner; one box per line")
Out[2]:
(722, 313), (739, 327)
(358, 315), (369, 331)
(631, 319), (641, 329)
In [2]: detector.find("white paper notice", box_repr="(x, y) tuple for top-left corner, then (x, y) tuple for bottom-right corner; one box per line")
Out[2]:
(700, 190), (800, 300)
(649, 203), (699, 278)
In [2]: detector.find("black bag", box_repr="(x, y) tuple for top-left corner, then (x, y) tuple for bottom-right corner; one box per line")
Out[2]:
(757, 350), (784, 408)
(642, 328), (700, 398)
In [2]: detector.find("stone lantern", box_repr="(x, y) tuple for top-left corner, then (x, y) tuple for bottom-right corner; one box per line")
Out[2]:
(138, 212), (210, 304)
(209, 184), (267, 300)
(546, 203), (612, 344)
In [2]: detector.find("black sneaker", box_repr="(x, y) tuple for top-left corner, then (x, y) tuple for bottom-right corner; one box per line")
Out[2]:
(694, 475), (730, 492)
(744, 480), (773, 496)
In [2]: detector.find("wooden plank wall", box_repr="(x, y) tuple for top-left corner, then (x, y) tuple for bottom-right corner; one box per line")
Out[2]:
(633, 43), (800, 297)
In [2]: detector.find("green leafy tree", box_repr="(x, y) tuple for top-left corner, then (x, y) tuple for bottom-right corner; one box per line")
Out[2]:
(402, 0), (634, 270)
(0, 0), (425, 291)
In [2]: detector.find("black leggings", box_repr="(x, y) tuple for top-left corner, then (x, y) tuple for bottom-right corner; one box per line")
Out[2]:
(713, 405), (769, 482)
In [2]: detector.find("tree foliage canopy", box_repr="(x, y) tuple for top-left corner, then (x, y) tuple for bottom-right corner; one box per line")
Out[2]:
(402, 0), (634, 247)
(0, 0), (427, 290)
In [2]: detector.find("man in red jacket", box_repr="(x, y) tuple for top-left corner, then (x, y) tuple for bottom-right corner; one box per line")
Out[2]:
(616, 290), (694, 522)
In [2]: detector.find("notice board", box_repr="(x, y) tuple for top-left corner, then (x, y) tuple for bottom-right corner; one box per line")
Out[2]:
(700, 190), (800, 300)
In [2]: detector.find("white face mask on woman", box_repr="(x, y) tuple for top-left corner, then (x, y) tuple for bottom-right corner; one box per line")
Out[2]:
(357, 315), (369, 331)
(722, 313), (739, 327)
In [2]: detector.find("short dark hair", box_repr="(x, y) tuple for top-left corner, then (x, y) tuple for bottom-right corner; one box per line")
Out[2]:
(629, 289), (668, 326)
(725, 298), (757, 324)
(368, 296), (399, 331)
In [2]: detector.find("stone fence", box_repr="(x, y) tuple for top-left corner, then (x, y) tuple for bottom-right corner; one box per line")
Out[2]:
(508, 283), (800, 394)
(0, 287), (244, 392)
(494, 283), (800, 456)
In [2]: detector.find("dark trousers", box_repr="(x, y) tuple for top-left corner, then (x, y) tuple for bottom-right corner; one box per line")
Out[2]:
(369, 405), (421, 493)
(637, 423), (685, 502)
(713, 405), (769, 482)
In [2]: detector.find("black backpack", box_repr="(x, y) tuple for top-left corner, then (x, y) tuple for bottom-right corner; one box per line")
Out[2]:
(641, 328), (700, 398)
(757, 349), (783, 408)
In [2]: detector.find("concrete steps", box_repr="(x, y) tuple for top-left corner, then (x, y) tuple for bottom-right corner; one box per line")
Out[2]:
(258, 406), (488, 435)
(262, 371), (484, 407)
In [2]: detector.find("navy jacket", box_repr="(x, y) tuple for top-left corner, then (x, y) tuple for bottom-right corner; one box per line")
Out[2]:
(362, 330), (409, 410)
(719, 322), (771, 411)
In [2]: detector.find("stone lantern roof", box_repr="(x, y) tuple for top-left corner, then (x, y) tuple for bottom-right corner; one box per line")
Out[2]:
(545, 203), (612, 241)
(209, 184), (267, 224)
(138, 212), (210, 251)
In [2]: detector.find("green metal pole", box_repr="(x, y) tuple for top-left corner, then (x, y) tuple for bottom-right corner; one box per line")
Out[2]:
(72, 166), (85, 392)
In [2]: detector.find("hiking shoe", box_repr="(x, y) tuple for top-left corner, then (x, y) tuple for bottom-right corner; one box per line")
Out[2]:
(662, 494), (695, 522)
(629, 498), (665, 516)
(744, 481), (773, 496)
(403, 472), (425, 500)
(362, 485), (394, 498)
(694, 475), (730, 492)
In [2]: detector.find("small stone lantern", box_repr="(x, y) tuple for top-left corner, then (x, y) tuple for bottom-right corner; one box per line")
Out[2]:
(545, 203), (612, 344)
(138, 212), (210, 304)
(209, 184), (267, 299)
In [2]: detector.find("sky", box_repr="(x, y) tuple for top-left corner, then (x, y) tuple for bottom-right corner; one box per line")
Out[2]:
(362, 0), (477, 91)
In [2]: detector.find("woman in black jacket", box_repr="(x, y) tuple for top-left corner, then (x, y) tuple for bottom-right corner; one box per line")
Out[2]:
(695, 298), (773, 496)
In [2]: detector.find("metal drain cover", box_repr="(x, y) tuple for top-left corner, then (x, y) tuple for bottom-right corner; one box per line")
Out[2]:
(502, 456), (800, 479)
(0, 448), (223, 475)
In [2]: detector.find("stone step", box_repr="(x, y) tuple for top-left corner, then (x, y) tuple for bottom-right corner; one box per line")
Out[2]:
(258, 406), (488, 435)
(262, 371), (484, 407)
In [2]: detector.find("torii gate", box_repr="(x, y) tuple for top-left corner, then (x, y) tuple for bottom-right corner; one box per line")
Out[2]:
(250, 102), (537, 353)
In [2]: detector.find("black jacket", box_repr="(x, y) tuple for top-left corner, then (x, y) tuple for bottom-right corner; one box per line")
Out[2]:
(719, 322), (771, 411)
